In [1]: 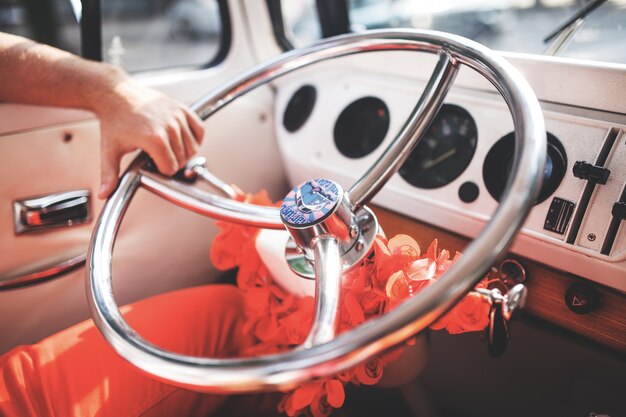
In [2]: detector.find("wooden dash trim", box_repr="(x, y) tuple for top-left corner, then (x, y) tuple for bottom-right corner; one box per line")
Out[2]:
(373, 205), (626, 352)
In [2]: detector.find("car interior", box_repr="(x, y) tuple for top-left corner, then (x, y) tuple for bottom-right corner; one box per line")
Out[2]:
(1, 0), (626, 416)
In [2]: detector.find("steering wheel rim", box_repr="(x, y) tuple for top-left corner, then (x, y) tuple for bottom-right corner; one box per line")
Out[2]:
(86, 29), (546, 392)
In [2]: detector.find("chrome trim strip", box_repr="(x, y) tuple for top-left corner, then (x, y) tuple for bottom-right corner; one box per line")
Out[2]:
(86, 29), (546, 392)
(0, 252), (86, 290)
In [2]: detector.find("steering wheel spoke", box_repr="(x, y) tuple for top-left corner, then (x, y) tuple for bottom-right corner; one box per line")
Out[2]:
(137, 157), (283, 229)
(302, 236), (343, 348)
(182, 156), (241, 199)
(348, 50), (459, 209)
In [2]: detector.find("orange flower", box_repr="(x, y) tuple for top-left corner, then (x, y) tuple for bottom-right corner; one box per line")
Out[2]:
(343, 291), (365, 325)
(289, 381), (323, 412)
(430, 292), (490, 334)
(385, 270), (410, 300)
(449, 292), (490, 334)
(407, 258), (436, 282)
(360, 288), (386, 315)
(324, 379), (345, 408)
(353, 357), (384, 385)
(387, 234), (421, 264)
(280, 379), (345, 417)
(310, 391), (333, 417)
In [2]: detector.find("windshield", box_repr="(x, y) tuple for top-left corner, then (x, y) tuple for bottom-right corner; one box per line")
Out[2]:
(556, 0), (626, 63)
(282, 0), (626, 65)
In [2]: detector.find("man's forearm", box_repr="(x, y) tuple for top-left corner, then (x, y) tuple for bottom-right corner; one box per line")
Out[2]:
(0, 32), (127, 113)
(1, 31), (205, 198)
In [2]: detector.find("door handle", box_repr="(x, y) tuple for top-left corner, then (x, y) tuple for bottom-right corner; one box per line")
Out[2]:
(13, 190), (91, 234)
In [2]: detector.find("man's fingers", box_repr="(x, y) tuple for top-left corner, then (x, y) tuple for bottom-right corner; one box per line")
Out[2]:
(166, 122), (187, 169)
(143, 133), (179, 175)
(185, 109), (205, 145)
(180, 116), (199, 159)
(99, 150), (121, 199)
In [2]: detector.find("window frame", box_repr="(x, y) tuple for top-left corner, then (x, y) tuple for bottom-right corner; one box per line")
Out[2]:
(266, 0), (350, 51)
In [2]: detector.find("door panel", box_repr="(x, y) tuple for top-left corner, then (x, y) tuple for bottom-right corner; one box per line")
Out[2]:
(0, 117), (101, 278)
(0, 88), (287, 353)
(0, 0), (292, 353)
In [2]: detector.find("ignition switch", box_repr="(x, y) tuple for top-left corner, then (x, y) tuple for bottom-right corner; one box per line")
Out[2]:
(475, 259), (528, 357)
(475, 284), (528, 357)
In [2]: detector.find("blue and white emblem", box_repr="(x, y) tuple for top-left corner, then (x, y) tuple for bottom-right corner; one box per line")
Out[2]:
(280, 179), (341, 226)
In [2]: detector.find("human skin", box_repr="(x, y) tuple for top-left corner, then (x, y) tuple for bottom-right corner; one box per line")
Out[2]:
(0, 32), (205, 198)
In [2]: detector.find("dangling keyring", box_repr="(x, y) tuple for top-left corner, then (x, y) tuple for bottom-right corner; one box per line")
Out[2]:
(86, 29), (546, 392)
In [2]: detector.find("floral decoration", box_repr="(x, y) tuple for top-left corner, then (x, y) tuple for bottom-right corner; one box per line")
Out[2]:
(210, 191), (491, 416)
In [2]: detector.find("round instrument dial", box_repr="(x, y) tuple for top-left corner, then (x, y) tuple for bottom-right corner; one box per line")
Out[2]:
(483, 131), (567, 205)
(399, 104), (478, 189)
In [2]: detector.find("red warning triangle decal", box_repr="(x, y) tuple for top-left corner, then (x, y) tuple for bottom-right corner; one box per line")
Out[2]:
(572, 296), (585, 306)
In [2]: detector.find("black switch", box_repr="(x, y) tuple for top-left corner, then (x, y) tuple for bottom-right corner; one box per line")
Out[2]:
(572, 161), (610, 184)
(565, 283), (600, 315)
(458, 181), (479, 203)
(612, 201), (626, 220)
(544, 197), (575, 235)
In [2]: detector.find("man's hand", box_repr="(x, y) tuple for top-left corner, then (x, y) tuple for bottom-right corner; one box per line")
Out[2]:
(0, 32), (205, 200)
(96, 79), (205, 199)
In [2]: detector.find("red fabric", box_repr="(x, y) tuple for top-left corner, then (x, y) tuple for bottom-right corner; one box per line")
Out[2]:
(0, 285), (245, 417)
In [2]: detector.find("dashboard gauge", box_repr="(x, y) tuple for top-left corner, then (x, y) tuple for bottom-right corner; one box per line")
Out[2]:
(334, 96), (390, 159)
(283, 85), (317, 133)
(483, 131), (567, 205)
(399, 104), (478, 189)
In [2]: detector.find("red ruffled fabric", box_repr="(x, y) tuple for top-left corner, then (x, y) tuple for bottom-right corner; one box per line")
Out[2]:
(210, 191), (490, 416)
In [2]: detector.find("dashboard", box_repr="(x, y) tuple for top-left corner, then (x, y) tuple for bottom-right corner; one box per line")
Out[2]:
(272, 51), (626, 350)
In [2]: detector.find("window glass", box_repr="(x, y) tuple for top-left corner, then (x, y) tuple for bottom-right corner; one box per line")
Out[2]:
(279, 0), (626, 65)
(346, 0), (577, 56)
(280, 0), (322, 48)
(0, 0), (81, 55)
(0, 0), (225, 73)
(558, 0), (626, 64)
(102, 0), (224, 72)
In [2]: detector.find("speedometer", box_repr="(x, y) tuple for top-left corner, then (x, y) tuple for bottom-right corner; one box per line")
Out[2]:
(399, 104), (478, 189)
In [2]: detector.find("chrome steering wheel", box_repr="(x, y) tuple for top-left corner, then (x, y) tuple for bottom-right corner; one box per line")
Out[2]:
(86, 30), (546, 392)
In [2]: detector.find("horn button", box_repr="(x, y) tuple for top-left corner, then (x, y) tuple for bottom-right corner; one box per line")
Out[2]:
(280, 179), (379, 279)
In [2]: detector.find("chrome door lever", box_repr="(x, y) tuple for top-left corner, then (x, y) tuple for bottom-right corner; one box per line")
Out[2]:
(13, 189), (91, 234)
